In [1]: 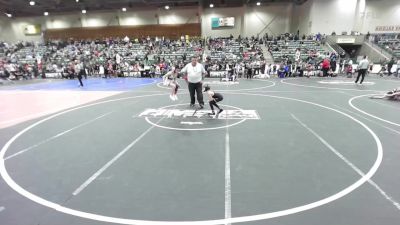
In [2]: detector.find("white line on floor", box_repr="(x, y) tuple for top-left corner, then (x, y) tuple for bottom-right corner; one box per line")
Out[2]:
(331, 104), (400, 136)
(224, 87), (232, 225)
(224, 130), (232, 225)
(291, 113), (400, 211)
(72, 97), (184, 196)
(5, 111), (113, 160)
(338, 90), (400, 111)
(72, 122), (157, 196)
(0, 109), (59, 126)
(180, 121), (204, 125)
(280, 78), (383, 92)
(349, 94), (400, 127)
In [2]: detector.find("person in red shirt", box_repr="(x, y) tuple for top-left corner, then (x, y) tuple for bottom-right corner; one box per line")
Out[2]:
(321, 58), (330, 77)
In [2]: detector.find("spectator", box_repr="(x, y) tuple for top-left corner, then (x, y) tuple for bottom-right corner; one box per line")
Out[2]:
(388, 57), (395, 76)
(321, 58), (330, 77)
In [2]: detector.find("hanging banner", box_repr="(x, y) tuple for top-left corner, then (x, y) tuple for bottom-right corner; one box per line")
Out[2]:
(23, 24), (42, 35)
(375, 26), (400, 32)
(337, 38), (356, 44)
(211, 17), (235, 29)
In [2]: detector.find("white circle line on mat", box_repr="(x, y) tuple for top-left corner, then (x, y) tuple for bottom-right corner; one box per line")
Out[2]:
(348, 94), (400, 127)
(0, 92), (383, 225)
(281, 78), (382, 92)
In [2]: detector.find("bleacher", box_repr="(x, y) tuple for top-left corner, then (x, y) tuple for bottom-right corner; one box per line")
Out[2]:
(374, 34), (400, 58)
(208, 38), (261, 62)
(267, 40), (329, 62)
(13, 45), (48, 65)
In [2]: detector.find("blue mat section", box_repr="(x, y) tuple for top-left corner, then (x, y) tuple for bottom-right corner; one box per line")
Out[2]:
(0, 78), (160, 91)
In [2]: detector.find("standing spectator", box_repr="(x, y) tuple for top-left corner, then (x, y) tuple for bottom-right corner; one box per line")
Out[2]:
(321, 58), (330, 77)
(245, 62), (253, 79)
(99, 64), (105, 77)
(180, 56), (207, 108)
(388, 57), (395, 76)
(74, 61), (84, 87)
(339, 58), (344, 73)
(366, 32), (370, 41)
(355, 56), (369, 84)
(330, 58), (337, 74)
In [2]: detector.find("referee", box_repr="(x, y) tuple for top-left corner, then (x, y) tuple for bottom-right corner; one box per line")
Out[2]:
(181, 56), (207, 108)
(355, 55), (369, 85)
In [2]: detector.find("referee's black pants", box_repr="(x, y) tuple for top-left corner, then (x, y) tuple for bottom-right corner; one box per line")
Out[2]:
(355, 69), (367, 84)
(188, 82), (204, 106)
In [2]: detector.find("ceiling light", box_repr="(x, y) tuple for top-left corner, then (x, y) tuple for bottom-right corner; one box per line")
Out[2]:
(44, 12), (49, 16)
(122, 8), (127, 12)
(29, 1), (35, 6)
(165, 5), (170, 10)
(257, 2), (261, 6)
(210, 4), (214, 8)
(82, 9), (87, 14)
(76, 0), (80, 2)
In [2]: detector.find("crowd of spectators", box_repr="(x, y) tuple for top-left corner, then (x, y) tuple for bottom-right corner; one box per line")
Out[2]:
(205, 36), (265, 79)
(0, 36), (204, 81)
(0, 35), (269, 81)
(2, 32), (399, 82)
(371, 33), (400, 58)
(263, 32), (341, 78)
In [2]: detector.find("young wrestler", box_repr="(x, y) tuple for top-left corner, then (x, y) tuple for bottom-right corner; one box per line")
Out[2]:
(203, 85), (224, 117)
(162, 67), (180, 101)
(370, 87), (400, 100)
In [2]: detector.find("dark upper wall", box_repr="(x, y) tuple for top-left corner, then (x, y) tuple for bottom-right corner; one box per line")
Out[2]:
(44, 23), (201, 40)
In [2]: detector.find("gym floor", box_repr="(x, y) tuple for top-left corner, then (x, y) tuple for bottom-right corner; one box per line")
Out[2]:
(0, 76), (399, 225)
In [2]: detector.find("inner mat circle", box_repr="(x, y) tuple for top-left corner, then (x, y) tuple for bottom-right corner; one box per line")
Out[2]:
(144, 103), (248, 131)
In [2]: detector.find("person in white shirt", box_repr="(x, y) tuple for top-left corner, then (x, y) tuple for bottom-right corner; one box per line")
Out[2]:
(99, 65), (105, 77)
(180, 56), (207, 108)
(355, 55), (369, 84)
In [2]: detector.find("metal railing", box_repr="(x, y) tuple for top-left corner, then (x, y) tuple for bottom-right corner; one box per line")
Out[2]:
(326, 37), (346, 56)
(365, 40), (393, 60)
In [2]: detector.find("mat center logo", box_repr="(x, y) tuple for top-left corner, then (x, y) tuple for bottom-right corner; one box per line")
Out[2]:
(139, 103), (260, 130)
